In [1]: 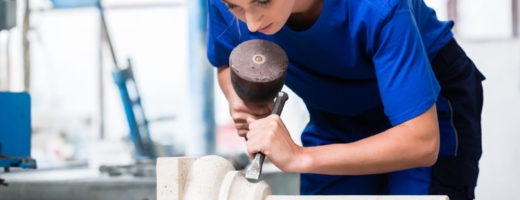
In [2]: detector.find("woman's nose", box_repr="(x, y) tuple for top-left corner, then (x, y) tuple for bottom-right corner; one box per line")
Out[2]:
(245, 11), (262, 32)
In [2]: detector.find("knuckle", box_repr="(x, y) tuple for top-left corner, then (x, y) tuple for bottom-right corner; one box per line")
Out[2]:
(267, 131), (275, 140)
(246, 145), (255, 154)
(231, 103), (241, 111)
(248, 121), (257, 129)
(238, 130), (247, 137)
(263, 140), (271, 149)
(231, 114), (242, 122)
(235, 123), (245, 129)
(265, 134), (276, 145)
(268, 121), (278, 129)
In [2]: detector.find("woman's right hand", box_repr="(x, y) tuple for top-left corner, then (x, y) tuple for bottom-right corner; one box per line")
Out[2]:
(228, 96), (273, 138)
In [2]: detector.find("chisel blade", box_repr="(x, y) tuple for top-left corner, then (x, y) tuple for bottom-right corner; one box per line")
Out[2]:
(245, 153), (265, 180)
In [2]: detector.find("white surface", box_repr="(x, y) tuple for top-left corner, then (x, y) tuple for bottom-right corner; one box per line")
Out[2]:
(1, 168), (100, 181)
(266, 197), (448, 200)
(458, 39), (520, 200)
(424, 0), (513, 39)
(457, 0), (513, 39)
(423, 0), (449, 21)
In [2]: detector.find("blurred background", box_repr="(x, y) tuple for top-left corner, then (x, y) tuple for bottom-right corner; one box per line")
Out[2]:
(0, 0), (518, 199)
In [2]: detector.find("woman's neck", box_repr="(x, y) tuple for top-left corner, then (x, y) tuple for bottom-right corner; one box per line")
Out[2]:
(287, 0), (324, 31)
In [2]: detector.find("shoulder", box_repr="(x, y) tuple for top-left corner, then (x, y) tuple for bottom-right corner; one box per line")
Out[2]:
(208, 0), (223, 7)
(352, 0), (407, 20)
(334, 0), (405, 33)
(208, 0), (232, 17)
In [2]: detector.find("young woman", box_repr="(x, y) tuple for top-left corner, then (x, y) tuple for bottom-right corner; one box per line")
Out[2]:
(207, 0), (485, 199)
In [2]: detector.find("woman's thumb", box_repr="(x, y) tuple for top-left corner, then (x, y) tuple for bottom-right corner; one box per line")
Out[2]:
(246, 117), (256, 124)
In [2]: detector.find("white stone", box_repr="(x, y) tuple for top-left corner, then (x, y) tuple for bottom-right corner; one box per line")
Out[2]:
(157, 156), (450, 200)
(157, 157), (198, 200)
(219, 171), (272, 200)
(183, 156), (235, 200)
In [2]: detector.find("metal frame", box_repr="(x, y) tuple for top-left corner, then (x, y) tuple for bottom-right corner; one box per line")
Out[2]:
(98, 3), (157, 160)
(513, 0), (519, 37)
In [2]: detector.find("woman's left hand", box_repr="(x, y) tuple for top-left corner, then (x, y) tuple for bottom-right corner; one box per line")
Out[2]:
(246, 115), (305, 173)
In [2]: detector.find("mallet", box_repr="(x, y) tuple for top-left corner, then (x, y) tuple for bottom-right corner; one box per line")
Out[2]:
(229, 39), (289, 180)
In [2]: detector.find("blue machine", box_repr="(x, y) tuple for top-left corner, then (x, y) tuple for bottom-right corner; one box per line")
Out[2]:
(0, 93), (37, 186)
(112, 59), (157, 160)
(97, 1), (159, 160)
(1, 0), (37, 186)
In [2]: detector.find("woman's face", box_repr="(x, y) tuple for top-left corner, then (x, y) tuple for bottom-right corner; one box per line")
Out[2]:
(221, 0), (296, 35)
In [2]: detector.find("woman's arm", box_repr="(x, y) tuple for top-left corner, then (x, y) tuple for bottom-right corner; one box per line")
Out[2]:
(246, 104), (440, 175)
(217, 65), (236, 100)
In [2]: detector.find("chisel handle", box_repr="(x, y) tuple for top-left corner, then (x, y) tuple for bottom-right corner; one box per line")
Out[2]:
(271, 91), (289, 116)
(252, 91), (289, 175)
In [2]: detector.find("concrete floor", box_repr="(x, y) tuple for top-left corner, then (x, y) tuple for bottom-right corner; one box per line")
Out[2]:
(457, 38), (520, 200)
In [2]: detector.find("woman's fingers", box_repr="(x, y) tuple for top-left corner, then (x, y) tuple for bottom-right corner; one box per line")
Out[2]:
(232, 113), (256, 137)
(232, 102), (272, 116)
(229, 98), (273, 138)
(245, 115), (303, 172)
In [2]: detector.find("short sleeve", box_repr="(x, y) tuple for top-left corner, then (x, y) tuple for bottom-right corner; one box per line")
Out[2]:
(207, 0), (241, 68)
(372, 2), (440, 126)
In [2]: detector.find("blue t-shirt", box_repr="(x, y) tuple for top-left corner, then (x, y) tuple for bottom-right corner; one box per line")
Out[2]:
(208, 0), (452, 125)
(207, 0), (455, 195)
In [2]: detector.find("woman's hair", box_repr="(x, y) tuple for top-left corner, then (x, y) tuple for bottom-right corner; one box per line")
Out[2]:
(217, 9), (242, 40)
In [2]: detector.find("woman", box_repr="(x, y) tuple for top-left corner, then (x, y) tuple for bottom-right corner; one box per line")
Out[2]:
(207, 0), (485, 199)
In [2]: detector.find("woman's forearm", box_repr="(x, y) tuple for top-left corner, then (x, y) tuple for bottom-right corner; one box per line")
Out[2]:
(296, 105), (440, 175)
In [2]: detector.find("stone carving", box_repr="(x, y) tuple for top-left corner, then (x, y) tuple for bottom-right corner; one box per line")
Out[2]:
(156, 156), (449, 200)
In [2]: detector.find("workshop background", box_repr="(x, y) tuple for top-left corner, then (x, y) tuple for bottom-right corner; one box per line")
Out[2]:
(0, 0), (519, 199)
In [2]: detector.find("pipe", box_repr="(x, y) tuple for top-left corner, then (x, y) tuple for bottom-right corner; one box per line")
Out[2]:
(513, 0), (519, 37)
(22, 0), (30, 92)
(185, 0), (216, 156)
(98, 14), (105, 139)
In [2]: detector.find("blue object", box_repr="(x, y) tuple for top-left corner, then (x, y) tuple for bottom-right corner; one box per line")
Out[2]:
(112, 60), (157, 160)
(51, 0), (99, 9)
(0, 92), (37, 170)
(185, 0), (216, 156)
(207, 0), (484, 198)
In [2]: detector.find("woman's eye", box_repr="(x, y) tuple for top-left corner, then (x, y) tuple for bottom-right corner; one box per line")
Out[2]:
(226, 3), (238, 9)
(256, 0), (272, 6)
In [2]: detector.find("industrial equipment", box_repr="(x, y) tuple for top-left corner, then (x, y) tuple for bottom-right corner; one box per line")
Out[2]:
(0, 93), (37, 186)
(0, 0), (37, 186)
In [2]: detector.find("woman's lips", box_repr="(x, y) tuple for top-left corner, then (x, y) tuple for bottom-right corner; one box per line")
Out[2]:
(258, 23), (273, 33)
